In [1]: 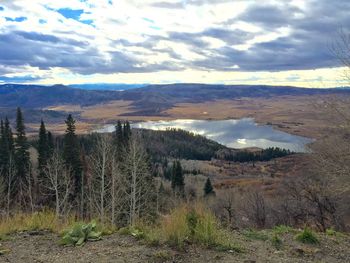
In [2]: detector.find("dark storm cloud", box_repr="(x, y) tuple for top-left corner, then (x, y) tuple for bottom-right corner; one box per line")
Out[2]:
(0, 31), (183, 74)
(1, 0), (350, 74)
(186, 0), (350, 72)
(237, 4), (302, 27)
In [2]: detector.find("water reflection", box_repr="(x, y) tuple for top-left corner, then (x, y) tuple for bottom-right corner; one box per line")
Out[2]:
(97, 118), (312, 152)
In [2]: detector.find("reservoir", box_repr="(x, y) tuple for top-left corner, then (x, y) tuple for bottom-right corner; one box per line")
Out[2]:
(96, 118), (312, 152)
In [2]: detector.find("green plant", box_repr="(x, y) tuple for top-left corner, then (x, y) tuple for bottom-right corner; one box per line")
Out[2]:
(243, 229), (269, 241)
(60, 220), (102, 246)
(326, 228), (337, 236)
(214, 240), (244, 253)
(295, 228), (319, 244)
(273, 225), (294, 234)
(186, 209), (198, 236)
(271, 234), (283, 250)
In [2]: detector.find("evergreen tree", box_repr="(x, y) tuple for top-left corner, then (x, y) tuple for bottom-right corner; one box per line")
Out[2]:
(4, 117), (14, 153)
(15, 108), (30, 175)
(171, 160), (184, 196)
(14, 108), (30, 202)
(115, 120), (123, 147)
(0, 118), (15, 177)
(38, 120), (49, 177)
(47, 131), (54, 158)
(63, 114), (82, 198)
(204, 178), (215, 196)
(123, 121), (131, 143)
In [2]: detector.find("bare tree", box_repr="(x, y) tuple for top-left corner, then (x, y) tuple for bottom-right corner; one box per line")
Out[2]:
(121, 134), (155, 225)
(5, 155), (15, 217)
(244, 189), (267, 228)
(88, 134), (113, 223)
(214, 189), (238, 228)
(43, 150), (72, 218)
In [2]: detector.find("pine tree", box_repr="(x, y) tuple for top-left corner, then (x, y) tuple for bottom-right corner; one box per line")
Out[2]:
(171, 160), (184, 196)
(123, 121), (131, 143)
(0, 117), (15, 178)
(47, 131), (54, 158)
(63, 114), (82, 198)
(38, 120), (49, 178)
(4, 117), (14, 153)
(115, 120), (123, 148)
(204, 178), (215, 196)
(14, 107), (30, 202)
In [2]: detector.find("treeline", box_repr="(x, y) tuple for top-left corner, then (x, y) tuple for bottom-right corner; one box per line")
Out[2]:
(217, 147), (293, 163)
(139, 128), (224, 161)
(138, 128), (293, 163)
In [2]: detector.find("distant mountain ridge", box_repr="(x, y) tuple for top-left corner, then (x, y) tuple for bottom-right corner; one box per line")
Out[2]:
(69, 83), (146, 91)
(0, 83), (350, 114)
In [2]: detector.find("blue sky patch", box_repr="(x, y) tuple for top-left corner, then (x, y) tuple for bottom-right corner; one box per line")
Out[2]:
(143, 17), (154, 23)
(80, 19), (93, 25)
(150, 25), (161, 30)
(5, 16), (27, 22)
(57, 8), (84, 20)
(0, 6), (4, 11)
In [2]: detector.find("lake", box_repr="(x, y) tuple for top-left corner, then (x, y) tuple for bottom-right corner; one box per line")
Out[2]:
(96, 118), (312, 152)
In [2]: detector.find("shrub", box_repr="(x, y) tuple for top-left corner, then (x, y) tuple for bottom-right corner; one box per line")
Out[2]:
(60, 221), (102, 246)
(161, 205), (189, 249)
(160, 203), (242, 251)
(295, 228), (319, 244)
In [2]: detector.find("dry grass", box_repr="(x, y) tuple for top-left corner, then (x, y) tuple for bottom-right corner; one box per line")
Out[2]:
(38, 95), (337, 138)
(164, 96), (333, 138)
(0, 210), (77, 236)
(0, 210), (117, 238)
(123, 203), (243, 252)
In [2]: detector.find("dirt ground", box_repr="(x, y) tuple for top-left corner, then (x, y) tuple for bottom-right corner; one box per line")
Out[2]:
(0, 230), (349, 263)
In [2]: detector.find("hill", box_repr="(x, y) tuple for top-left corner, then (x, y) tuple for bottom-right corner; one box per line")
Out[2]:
(1, 83), (349, 112)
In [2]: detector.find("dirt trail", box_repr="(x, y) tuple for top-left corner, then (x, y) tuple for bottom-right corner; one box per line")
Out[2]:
(0, 231), (349, 263)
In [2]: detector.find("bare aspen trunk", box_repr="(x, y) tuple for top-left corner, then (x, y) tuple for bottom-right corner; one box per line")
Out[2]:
(111, 157), (116, 225)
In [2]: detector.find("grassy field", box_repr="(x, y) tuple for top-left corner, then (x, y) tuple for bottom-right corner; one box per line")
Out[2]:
(36, 95), (337, 139)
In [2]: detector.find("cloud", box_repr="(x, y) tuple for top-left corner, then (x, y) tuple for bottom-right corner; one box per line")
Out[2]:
(0, 0), (349, 85)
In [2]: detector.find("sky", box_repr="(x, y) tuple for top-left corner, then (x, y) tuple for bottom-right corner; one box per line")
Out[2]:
(0, 0), (349, 87)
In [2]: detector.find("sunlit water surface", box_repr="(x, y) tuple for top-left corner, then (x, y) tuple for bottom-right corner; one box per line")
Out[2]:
(96, 118), (312, 152)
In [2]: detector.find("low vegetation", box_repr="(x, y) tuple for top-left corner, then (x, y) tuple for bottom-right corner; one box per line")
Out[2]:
(120, 203), (243, 252)
(0, 210), (77, 237)
(60, 221), (102, 246)
(296, 228), (319, 244)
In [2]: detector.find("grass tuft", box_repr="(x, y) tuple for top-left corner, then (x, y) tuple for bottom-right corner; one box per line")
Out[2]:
(295, 228), (319, 244)
(123, 203), (243, 252)
(243, 229), (269, 241)
(273, 225), (295, 235)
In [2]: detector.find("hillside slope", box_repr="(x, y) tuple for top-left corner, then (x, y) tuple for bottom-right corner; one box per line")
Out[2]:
(1, 83), (349, 111)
